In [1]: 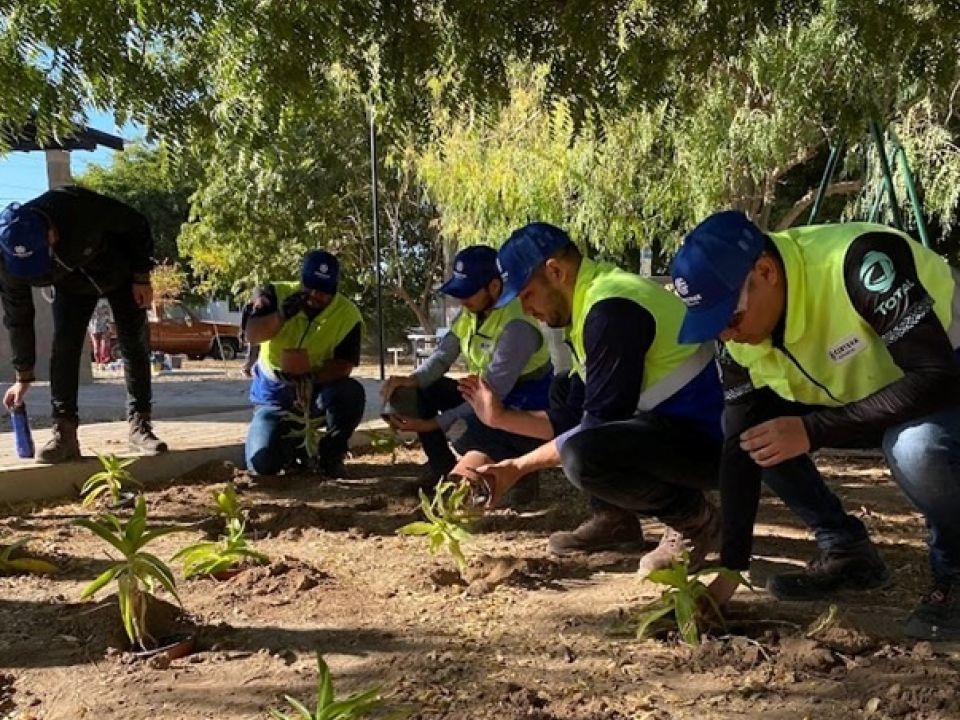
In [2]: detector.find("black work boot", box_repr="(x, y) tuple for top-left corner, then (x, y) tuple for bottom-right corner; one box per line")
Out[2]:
(411, 462), (447, 495)
(548, 507), (644, 556)
(905, 579), (960, 641)
(318, 455), (348, 479)
(128, 412), (168, 454)
(767, 539), (890, 601)
(37, 417), (82, 464)
(637, 501), (721, 578)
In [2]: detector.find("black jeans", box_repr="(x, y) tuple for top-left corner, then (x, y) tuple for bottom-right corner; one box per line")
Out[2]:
(50, 283), (151, 421)
(403, 377), (542, 473)
(560, 413), (721, 525)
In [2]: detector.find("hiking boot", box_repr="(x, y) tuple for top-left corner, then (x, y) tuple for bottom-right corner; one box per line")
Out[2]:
(318, 456), (348, 479)
(905, 579), (960, 641)
(503, 473), (540, 507)
(411, 462), (446, 495)
(37, 417), (81, 464)
(548, 507), (644, 556)
(637, 501), (722, 578)
(128, 412), (168, 454)
(767, 539), (890, 601)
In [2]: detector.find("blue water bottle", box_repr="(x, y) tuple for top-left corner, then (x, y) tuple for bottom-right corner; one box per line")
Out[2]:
(11, 403), (35, 458)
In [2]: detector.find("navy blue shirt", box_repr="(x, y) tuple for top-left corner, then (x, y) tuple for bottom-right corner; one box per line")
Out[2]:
(552, 297), (723, 449)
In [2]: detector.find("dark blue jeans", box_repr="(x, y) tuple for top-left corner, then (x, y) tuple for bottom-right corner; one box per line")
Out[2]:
(245, 376), (365, 475)
(51, 283), (151, 420)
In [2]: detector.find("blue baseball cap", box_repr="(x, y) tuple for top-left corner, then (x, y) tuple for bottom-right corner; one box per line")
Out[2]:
(494, 222), (572, 309)
(439, 245), (499, 299)
(671, 210), (767, 343)
(0, 203), (51, 279)
(301, 250), (339, 293)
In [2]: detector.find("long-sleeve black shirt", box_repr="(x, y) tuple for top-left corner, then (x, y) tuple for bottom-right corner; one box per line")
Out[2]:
(0, 187), (155, 379)
(719, 230), (960, 570)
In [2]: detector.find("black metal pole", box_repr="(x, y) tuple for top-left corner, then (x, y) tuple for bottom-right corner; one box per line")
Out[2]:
(369, 106), (385, 381)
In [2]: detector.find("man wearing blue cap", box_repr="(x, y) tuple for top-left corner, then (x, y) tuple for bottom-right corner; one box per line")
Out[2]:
(671, 210), (960, 640)
(0, 188), (166, 462)
(465, 223), (724, 573)
(380, 245), (552, 498)
(243, 249), (365, 478)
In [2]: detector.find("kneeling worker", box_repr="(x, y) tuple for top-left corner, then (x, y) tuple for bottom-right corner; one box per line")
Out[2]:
(380, 245), (552, 499)
(244, 250), (365, 477)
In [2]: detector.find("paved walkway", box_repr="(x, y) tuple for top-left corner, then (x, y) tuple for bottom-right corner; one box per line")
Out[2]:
(0, 370), (393, 504)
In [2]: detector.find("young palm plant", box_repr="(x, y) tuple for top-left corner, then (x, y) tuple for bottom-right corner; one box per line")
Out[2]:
(629, 553), (747, 645)
(80, 452), (142, 507)
(397, 479), (479, 573)
(285, 406), (326, 460)
(75, 495), (186, 649)
(0, 536), (57, 575)
(270, 652), (388, 720)
(173, 518), (269, 578)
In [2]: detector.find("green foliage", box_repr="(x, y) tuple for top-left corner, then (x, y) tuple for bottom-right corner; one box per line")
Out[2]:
(75, 495), (186, 649)
(628, 555), (747, 645)
(284, 408), (327, 460)
(0, 536), (57, 575)
(80, 453), (142, 508)
(397, 480), (478, 572)
(173, 518), (268, 579)
(269, 652), (392, 720)
(365, 427), (399, 464)
(212, 482), (243, 524)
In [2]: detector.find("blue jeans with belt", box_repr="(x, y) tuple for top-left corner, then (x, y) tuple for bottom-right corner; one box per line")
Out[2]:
(245, 376), (365, 475)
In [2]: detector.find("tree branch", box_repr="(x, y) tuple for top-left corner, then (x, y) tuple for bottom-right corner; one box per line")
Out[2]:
(775, 180), (863, 230)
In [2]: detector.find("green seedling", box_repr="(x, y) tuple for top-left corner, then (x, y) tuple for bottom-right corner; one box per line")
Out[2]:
(80, 452), (142, 507)
(270, 652), (392, 720)
(285, 407), (326, 459)
(629, 554), (747, 645)
(75, 495), (186, 649)
(0, 536), (57, 575)
(397, 479), (479, 572)
(173, 518), (269, 578)
(212, 482), (243, 523)
(366, 427), (399, 463)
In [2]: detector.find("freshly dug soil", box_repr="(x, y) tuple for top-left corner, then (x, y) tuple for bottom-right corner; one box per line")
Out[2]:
(0, 449), (957, 719)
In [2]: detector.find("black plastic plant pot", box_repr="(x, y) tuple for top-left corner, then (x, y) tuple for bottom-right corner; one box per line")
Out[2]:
(131, 632), (196, 662)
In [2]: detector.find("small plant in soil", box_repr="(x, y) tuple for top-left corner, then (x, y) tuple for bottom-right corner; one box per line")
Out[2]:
(80, 452), (142, 507)
(366, 427), (399, 463)
(629, 554), (747, 645)
(270, 652), (390, 720)
(212, 482), (243, 523)
(397, 479), (479, 573)
(173, 518), (269, 578)
(0, 536), (57, 575)
(75, 495), (186, 649)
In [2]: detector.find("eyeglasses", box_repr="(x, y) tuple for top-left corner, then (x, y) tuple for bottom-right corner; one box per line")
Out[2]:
(726, 276), (751, 331)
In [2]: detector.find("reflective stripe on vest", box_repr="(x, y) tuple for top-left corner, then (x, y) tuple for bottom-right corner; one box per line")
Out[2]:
(726, 223), (960, 407)
(258, 281), (362, 373)
(449, 297), (551, 376)
(566, 258), (714, 412)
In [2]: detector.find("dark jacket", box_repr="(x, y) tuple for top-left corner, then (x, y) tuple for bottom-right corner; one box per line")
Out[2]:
(0, 186), (155, 380)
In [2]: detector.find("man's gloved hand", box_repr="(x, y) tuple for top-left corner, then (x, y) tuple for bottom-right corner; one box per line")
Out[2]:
(280, 291), (308, 320)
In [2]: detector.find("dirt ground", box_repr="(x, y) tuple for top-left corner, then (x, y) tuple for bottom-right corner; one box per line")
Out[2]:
(0, 446), (958, 720)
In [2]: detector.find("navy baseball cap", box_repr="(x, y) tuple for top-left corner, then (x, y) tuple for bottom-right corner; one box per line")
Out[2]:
(439, 245), (499, 299)
(0, 203), (51, 279)
(494, 222), (572, 309)
(301, 250), (339, 293)
(671, 211), (767, 343)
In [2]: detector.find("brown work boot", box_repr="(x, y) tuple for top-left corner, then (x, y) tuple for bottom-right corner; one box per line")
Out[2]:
(129, 412), (168, 454)
(548, 507), (644, 556)
(637, 501), (721, 578)
(37, 417), (82, 464)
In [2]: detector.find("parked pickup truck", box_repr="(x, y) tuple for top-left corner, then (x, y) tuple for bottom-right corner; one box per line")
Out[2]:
(109, 301), (243, 361)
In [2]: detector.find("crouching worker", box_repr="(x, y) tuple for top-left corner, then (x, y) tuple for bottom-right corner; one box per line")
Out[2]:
(466, 223), (724, 575)
(672, 210), (960, 641)
(244, 250), (365, 478)
(381, 245), (553, 502)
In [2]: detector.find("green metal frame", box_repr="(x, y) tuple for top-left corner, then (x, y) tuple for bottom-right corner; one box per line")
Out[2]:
(808, 122), (930, 247)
